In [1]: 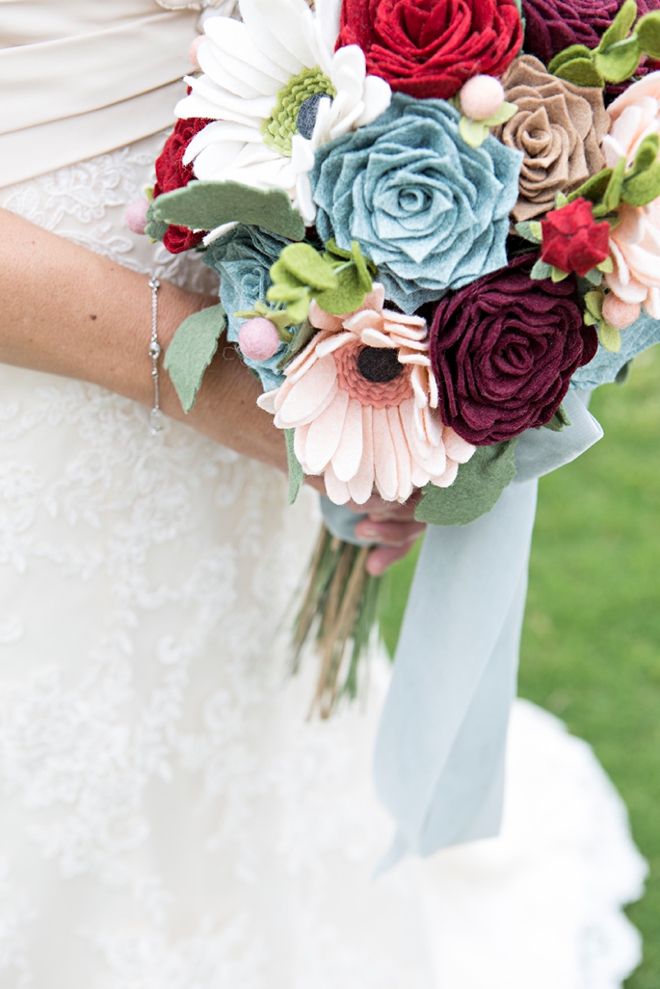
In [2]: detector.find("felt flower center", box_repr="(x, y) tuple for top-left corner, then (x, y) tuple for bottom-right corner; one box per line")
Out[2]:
(357, 346), (403, 382)
(261, 67), (336, 157)
(334, 342), (414, 409)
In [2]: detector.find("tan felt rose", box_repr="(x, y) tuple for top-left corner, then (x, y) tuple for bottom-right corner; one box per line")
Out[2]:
(496, 55), (609, 223)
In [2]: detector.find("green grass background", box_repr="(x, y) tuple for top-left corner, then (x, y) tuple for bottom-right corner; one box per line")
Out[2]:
(379, 345), (660, 988)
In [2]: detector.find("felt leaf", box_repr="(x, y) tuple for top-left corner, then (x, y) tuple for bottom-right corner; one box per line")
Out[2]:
(542, 403), (572, 432)
(269, 259), (305, 289)
(635, 10), (660, 59)
(530, 258), (553, 280)
(548, 44), (595, 74)
(267, 283), (306, 303)
(350, 241), (374, 293)
(555, 191), (570, 209)
(585, 290), (604, 319)
(570, 168), (613, 204)
(458, 116), (489, 148)
(551, 266), (570, 282)
(278, 243), (337, 291)
(630, 133), (659, 175)
(554, 58), (604, 88)
(604, 156), (627, 211)
(276, 319), (317, 370)
(164, 303), (226, 413)
(599, 0), (638, 49)
(144, 200), (168, 242)
(415, 441), (518, 527)
(151, 181), (305, 241)
(595, 37), (641, 84)
(235, 302), (294, 338)
(285, 428), (304, 505)
(583, 310), (598, 324)
(583, 267), (604, 286)
(284, 292), (312, 326)
(315, 266), (367, 315)
(598, 321), (622, 352)
(482, 101), (518, 127)
(515, 220), (542, 243)
(597, 255), (614, 273)
(622, 161), (660, 206)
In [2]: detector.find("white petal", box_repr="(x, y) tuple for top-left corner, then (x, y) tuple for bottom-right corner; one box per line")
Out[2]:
(205, 16), (291, 87)
(372, 407), (398, 502)
(239, 0), (307, 75)
(198, 39), (265, 99)
(244, 0), (318, 68)
(304, 388), (349, 473)
(324, 463), (350, 504)
(357, 74), (392, 127)
(387, 406), (413, 503)
(315, 0), (343, 54)
(348, 405), (375, 504)
(332, 398), (363, 482)
(185, 73), (276, 123)
(275, 354), (337, 427)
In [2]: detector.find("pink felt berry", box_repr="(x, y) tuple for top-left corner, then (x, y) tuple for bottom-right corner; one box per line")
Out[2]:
(124, 199), (150, 235)
(238, 318), (281, 361)
(459, 75), (505, 121)
(188, 35), (203, 69)
(601, 293), (641, 329)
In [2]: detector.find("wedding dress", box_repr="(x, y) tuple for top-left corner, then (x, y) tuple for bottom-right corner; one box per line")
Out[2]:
(0, 4), (648, 987)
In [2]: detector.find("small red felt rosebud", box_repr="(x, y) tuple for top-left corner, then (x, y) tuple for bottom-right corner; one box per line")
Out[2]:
(540, 197), (610, 278)
(153, 115), (211, 254)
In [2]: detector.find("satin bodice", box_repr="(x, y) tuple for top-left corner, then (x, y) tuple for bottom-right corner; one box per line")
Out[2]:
(0, 0), (203, 187)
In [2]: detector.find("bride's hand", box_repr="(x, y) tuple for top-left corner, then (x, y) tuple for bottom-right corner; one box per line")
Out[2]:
(351, 493), (426, 576)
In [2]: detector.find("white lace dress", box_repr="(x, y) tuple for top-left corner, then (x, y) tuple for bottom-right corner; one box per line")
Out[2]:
(0, 133), (648, 989)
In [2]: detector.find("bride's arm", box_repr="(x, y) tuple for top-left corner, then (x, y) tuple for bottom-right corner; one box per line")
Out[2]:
(0, 207), (424, 571)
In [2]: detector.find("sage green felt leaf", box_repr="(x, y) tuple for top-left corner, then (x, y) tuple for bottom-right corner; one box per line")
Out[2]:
(285, 429), (304, 505)
(604, 156), (627, 210)
(164, 303), (226, 413)
(583, 267), (604, 286)
(598, 321), (622, 352)
(554, 58), (604, 88)
(635, 10), (660, 58)
(571, 168), (612, 203)
(631, 133), (659, 174)
(278, 243), (337, 290)
(622, 161), (660, 206)
(415, 441), (518, 527)
(151, 181), (305, 241)
(595, 37), (641, 83)
(530, 258), (553, 280)
(144, 200), (168, 242)
(543, 403), (572, 432)
(515, 220), (542, 243)
(599, 0), (638, 49)
(314, 266), (366, 315)
(549, 44), (594, 73)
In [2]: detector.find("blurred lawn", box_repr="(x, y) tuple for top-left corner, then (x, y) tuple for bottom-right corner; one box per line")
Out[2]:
(379, 345), (660, 988)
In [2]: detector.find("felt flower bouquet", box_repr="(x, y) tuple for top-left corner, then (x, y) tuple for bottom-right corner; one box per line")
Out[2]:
(134, 0), (660, 712)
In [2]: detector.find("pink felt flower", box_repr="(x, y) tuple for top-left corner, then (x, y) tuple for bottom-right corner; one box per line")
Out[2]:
(257, 285), (475, 505)
(602, 72), (660, 319)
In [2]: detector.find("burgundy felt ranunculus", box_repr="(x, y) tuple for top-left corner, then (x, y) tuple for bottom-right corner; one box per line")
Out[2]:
(336, 0), (524, 101)
(522, 0), (660, 67)
(153, 116), (211, 254)
(429, 255), (598, 444)
(541, 198), (611, 277)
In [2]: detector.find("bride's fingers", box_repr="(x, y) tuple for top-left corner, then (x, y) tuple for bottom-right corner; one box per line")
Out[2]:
(367, 542), (417, 576)
(354, 518), (425, 546)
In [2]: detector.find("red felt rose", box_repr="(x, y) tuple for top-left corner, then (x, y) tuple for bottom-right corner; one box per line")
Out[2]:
(153, 116), (211, 254)
(336, 0), (524, 100)
(540, 198), (610, 277)
(429, 254), (598, 444)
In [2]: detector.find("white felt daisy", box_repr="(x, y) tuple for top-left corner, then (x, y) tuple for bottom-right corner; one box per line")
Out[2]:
(175, 0), (391, 224)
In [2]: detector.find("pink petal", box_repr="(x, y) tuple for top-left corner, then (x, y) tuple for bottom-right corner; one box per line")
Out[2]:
(411, 464), (431, 488)
(431, 458), (460, 488)
(348, 405), (375, 504)
(285, 329), (332, 377)
(332, 398), (364, 482)
(442, 427), (475, 464)
(360, 328), (397, 348)
(411, 366), (429, 408)
(387, 406), (413, 502)
(256, 389), (279, 414)
(373, 406), (398, 502)
(294, 422), (311, 470)
(304, 388), (350, 474)
(324, 463), (350, 504)
(308, 300), (344, 332)
(315, 331), (356, 357)
(360, 283), (385, 311)
(645, 286), (660, 318)
(275, 354), (337, 427)
(343, 310), (383, 333)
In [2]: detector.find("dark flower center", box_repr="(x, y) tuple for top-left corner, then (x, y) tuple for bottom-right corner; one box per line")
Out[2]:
(357, 347), (403, 383)
(297, 93), (325, 139)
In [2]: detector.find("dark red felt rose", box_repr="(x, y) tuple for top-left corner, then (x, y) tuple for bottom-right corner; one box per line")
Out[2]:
(336, 0), (523, 100)
(522, 0), (660, 66)
(540, 198), (611, 277)
(429, 254), (598, 444)
(153, 116), (211, 254)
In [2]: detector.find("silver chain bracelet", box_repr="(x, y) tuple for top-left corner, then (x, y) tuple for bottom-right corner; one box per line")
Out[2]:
(148, 277), (164, 435)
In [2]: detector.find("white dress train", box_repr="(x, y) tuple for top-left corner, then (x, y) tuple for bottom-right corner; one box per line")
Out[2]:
(0, 133), (647, 989)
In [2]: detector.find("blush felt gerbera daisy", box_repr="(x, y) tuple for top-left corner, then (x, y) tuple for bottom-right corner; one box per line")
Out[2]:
(257, 284), (475, 505)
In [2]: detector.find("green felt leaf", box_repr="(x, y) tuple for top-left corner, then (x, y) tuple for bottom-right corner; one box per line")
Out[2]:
(571, 168), (613, 203)
(551, 265), (570, 282)
(151, 181), (305, 241)
(530, 258), (553, 280)
(555, 191), (570, 209)
(583, 267), (604, 286)
(595, 37), (641, 83)
(269, 259), (304, 289)
(583, 310), (598, 325)
(267, 282), (306, 304)
(284, 292), (312, 326)
(554, 58), (604, 87)
(599, 0), (638, 49)
(604, 156), (627, 210)
(585, 289), (604, 319)
(598, 321), (622, 352)
(543, 403), (572, 432)
(350, 241), (373, 293)
(631, 133), (659, 174)
(164, 303), (226, 413)
(515, 220), (542, 243)
(278, 243), (337, 291)
(276, 318), (317, 370)
(597, 255), (614, 273)
(482, 101), (518, 127)
(285, 429), (304, 505)
(235, 302), (293, 338)
(622, 161), (660, 206)
(323, 238), (352, 262)
(458, 116), (489, 148)
(144, 200), (168, 242)
(314, 265), (366, 316)
(548, 44), (594, 74)
(635, 10), (660, 58)
(415, 441), (518, 527)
